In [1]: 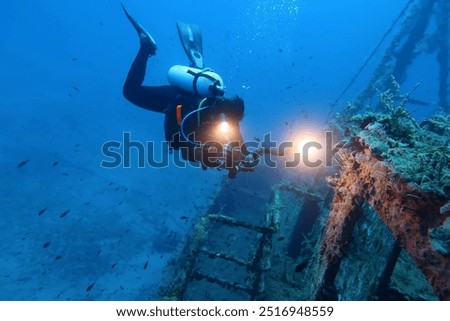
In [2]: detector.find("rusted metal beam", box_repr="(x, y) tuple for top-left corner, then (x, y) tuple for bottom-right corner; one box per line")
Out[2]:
(314, 139), (450, 300)
(313, 181), (364, 300)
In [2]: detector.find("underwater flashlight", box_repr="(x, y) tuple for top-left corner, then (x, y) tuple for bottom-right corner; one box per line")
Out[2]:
(218, 113), (230, 135)
(219, 121), (230, 134)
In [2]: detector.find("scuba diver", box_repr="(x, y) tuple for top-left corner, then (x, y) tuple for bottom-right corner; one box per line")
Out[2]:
(121, 4), (259, 178)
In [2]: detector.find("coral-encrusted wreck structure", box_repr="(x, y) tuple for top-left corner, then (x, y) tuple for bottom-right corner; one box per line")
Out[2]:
(313, 80), (450, 300)
(314, 135), (450, 300)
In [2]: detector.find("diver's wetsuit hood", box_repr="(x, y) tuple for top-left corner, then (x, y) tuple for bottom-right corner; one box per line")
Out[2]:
(207, 96), (244, 122)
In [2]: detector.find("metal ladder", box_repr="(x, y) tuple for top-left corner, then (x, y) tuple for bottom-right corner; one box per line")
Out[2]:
(163, 212), (279, 300)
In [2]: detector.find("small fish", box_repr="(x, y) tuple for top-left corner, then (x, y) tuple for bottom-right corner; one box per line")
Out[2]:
(277, 236), (285, 242)
(180, 216), (189, 220)
(160, 255), (164, 259)
(61, 173), (69, 176)
(71, 57), (78, 61)
(52, 161), (58, 167)
(60, 209), (70, 218)
(285, 121), (289, 126)
(38, 208), (47, 216)
(68, 93), (73, 98)
(55, 256), (62, 260)
(43, 242), (51, 248)
(17, 159), (29, 168)
(73, 86), (79, 91)
(86, 283), (95, 292)
(294, 261), (309, 273)
(111, 263), (116, 268)
(286, 86), (292, 89)
(143, 261), (148, 270)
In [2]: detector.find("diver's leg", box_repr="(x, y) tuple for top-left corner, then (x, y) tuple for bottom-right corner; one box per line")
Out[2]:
(123, 42), (153, 98)
(122, 4), (176, 113)
(122, 42), (177, 113)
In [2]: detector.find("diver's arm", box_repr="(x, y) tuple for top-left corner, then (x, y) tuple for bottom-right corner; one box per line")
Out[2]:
(123, 46), (178, 113)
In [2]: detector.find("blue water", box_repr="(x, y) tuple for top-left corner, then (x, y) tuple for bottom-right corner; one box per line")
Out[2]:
(0, 0), (439, 300)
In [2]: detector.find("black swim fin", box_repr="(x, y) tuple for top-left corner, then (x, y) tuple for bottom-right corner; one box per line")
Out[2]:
(176, 21), (204, 69)
(121, 3), (157, 53)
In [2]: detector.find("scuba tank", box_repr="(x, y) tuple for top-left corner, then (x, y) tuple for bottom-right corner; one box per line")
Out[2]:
(168, 65), (224, 97)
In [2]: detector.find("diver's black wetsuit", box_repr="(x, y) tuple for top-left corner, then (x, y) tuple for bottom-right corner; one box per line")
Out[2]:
(123, 46), (179, 114)
(123, 44), (247, 169)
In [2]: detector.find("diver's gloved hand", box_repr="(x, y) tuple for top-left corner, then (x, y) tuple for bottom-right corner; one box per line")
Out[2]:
(227, 152), (260, 178)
